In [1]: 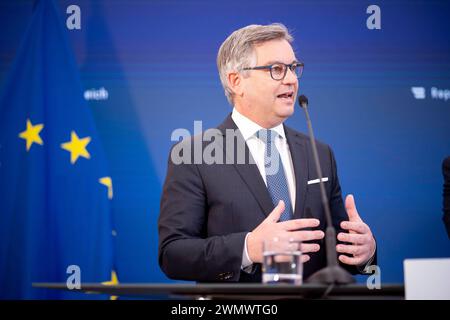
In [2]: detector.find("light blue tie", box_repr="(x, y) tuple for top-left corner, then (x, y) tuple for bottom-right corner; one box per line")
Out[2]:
(258, 129), (293, 221)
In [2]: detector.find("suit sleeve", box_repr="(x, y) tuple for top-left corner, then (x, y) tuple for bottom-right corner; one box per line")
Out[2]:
(158, 145), (247, 282)
(327, 146), (377, 274)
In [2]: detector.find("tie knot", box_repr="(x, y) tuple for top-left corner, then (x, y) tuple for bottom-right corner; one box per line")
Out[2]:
(257, 129), (277, 146)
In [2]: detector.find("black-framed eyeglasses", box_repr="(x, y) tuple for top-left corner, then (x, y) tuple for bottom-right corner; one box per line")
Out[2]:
(242, 61), (304, 81)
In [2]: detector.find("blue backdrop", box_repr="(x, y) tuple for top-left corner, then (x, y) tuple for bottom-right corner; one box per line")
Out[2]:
(0, 0), (449, 286)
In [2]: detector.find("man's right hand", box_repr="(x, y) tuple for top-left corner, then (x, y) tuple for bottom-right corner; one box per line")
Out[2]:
(246, 200), (325, 263)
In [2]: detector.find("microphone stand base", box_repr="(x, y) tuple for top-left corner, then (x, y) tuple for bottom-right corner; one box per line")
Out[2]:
(306, 266), (355, 285)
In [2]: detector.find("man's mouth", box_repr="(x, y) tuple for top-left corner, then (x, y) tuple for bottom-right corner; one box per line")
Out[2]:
(277, 91), (294, 101)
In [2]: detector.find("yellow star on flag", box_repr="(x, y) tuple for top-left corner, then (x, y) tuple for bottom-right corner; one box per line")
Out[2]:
(18, 119), (44, 151)
(102, 270), (119, 300)
(61, 131), (91, 164)
(99, 176), (113, 199)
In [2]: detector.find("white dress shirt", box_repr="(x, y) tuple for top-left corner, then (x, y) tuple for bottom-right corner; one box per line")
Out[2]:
(231, 108), (297, 269)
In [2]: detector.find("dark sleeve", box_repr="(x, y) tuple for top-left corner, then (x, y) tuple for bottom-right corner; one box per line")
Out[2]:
(327, 146), (377, 274)
(442, 156), (450, 239)
(158, 145), (247, 282)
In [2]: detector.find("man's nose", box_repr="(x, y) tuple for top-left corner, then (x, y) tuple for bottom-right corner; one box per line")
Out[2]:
(282, 67), (298, 85)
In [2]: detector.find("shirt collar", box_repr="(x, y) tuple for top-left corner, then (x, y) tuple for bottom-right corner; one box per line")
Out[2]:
(231, 108), (286, 141)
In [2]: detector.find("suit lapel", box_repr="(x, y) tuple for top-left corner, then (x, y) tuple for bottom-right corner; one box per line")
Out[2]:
(284, 125), (309, 219)
(217, 115), (274, 217)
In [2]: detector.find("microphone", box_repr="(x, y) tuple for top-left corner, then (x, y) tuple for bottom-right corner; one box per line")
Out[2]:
(298, 95), (355, 285)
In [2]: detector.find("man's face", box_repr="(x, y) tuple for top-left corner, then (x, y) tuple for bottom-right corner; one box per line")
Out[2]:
(239, 39), (299, 127)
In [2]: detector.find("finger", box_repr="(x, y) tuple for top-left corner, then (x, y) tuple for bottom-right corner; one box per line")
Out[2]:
(301, 254), (310, 263)
(336, 244), (365, 256)
(337, 232), (369, 245)
(281, 218), (320, 231)
(300, 243), (320, 253)
(340, 221), (369, 234)
(267, 200), (285, 223)
(345, 194), (362, 222)
(338, 254), (365, 266)
(289, 230), (325, 242)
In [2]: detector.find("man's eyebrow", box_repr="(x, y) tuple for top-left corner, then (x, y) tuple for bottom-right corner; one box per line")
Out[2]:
(261, 59), (299, 65)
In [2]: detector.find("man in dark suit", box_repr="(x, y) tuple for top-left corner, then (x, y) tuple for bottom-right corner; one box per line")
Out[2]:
(443, 156), (450, 238)
(158, 23), (376, 282)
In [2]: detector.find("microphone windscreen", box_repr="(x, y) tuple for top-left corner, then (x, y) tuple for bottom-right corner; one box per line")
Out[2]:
(298, 95), (308, 108)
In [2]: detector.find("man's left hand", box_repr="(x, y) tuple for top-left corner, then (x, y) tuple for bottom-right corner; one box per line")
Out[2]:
(336, 194), (376, 266)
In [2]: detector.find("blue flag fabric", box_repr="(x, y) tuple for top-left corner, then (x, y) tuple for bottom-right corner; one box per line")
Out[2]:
(0, 0), (114, 299)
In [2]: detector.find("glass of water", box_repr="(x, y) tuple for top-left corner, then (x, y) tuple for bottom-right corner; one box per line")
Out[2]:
(262, 236), (303, 285)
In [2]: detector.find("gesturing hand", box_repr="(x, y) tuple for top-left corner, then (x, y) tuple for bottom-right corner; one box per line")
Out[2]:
(336, 195), (376, 266)
(247, 200), (325, 263)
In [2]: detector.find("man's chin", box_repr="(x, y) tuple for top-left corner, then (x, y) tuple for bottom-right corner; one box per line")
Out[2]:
(276, 104), (295, 118)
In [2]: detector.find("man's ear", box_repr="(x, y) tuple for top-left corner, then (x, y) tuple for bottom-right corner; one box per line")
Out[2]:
(227, 72), (244, 97)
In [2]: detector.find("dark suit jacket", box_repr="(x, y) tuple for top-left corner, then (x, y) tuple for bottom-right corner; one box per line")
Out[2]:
(443, 156), (450, 238)
(158, 114), (373, 282)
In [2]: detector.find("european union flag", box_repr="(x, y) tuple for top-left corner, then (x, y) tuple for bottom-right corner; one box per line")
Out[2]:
(0, 0), (115, 299)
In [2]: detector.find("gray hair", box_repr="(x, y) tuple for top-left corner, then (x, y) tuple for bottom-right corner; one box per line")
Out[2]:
(217, 23), (294, 105)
